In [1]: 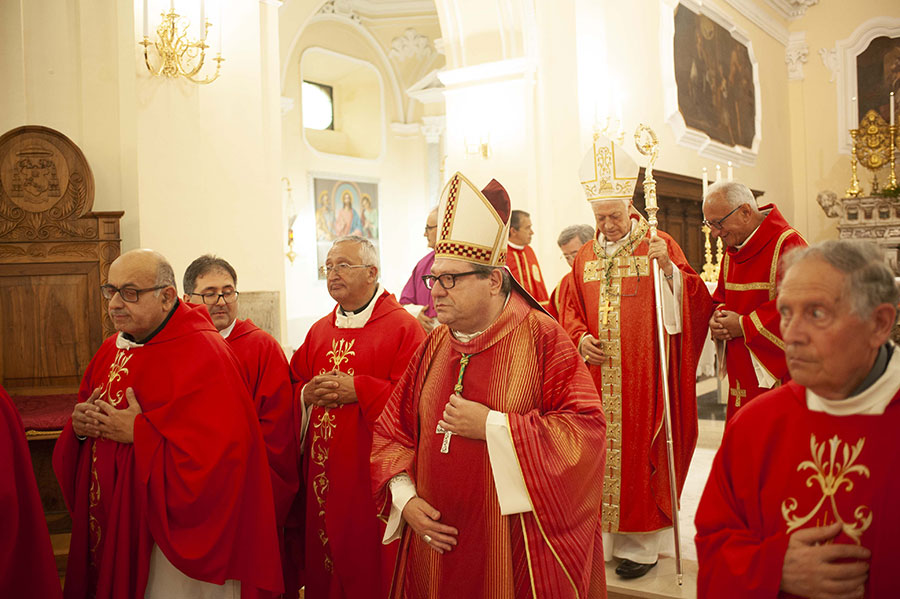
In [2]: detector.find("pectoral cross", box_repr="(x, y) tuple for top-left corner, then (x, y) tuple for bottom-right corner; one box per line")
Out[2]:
(598, 298), (614, 326)
(435, 353), (471, 454)
(730, 381), (746, 408)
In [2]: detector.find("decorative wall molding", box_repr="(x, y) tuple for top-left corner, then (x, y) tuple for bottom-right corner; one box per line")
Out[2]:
(389, 28), (434, 62)
(785, 31), (809, 80)
(831, 17), (900, 155)
(318, 0), (361, 24)
(720, 0), (790, 46)
(281, 96), (296, 116)
(407, 69), (445, 106)
(761, 0), (819, 21)
(659, 0), (762, 166)
(421, 115), (446, 144)
(389, 122), (422, 136)
(818, 47), (839, 82)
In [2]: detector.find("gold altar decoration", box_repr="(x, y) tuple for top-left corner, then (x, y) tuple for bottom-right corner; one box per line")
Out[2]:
(283, 177), (297, 264)
(700, 224), (718, 282)
(140, 8), (224, 84)
(849, 110), (897, 195)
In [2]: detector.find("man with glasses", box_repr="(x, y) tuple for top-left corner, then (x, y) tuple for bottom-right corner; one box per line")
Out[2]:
(290, 236), (424, 599)
(563, 135), (712, 579)
(703, 181), (806, 421)
(53, 249), (283, 599)
(506, 209), (551, 308)
(183, 254), (298, 592)
(547, 223), (594, 323)
(372, 173), (607, 597)
(400, 207), (440, 333)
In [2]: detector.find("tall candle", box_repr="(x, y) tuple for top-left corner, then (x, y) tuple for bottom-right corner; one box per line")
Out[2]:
(143, 0), (149, 37)
(702, 167), (708, 197)
(170, 0), (174, 11)
(727, 161), (733, 182)
(200, 0), (206, 41)
(715, 164), (721, 183)
(851, 96), (857, 126)
(891, 92), (895, 127)
(217, 1), (223, 55)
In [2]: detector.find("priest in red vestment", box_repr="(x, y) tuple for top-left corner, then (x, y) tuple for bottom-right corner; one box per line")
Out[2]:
(563, 134), (712, 579)
(1, 384), (62, 599)
(53, 249), (282, 599)
(371, 172), (608, 598)
(703, 181), (807, 421)
(506, 209), (550, 307)
(547, 224), (594, 323)
(183, 254), (299, 597)
(696, 240), (898, 598)
(290, 235), (425, 599)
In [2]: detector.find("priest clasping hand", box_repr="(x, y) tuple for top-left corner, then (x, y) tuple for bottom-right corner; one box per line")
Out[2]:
(438, 393), (489, 440)
(303, 371), (358, 408)
(72, 387), (103, 439)
(94, 387), (142, 443)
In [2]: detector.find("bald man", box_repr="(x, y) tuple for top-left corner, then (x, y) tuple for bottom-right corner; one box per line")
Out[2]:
(53, 249), (283, 599)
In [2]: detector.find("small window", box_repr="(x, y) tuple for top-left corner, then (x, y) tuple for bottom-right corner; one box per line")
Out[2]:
(302, 81), (334, 131)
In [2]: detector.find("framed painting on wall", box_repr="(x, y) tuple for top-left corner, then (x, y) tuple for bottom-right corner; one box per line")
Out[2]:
(311, 175), (379, 280)
(856, 35), (900, 125)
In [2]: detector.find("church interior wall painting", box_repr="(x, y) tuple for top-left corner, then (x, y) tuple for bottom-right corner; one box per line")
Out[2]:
(312, 175), (380, 280)
(659, 0), (762, 166)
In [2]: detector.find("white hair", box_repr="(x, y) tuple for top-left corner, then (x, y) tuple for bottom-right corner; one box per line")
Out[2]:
(332, 236), (380, 278)
(704, 181), (757, 211)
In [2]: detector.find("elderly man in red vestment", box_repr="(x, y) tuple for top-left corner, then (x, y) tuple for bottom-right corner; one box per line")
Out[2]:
(696, 240), (899, 598)
(1, 384), (62, 599)
(371, 172), (608, 598)
(547, 223), (594, 323)
(53, 249), (282, 599)
(183, 254), (299, 596)
(703, 181), (806, 420)
(563, 135), (712, 579)
(290, 235), (424, 599)
(506, 209), (550, 308)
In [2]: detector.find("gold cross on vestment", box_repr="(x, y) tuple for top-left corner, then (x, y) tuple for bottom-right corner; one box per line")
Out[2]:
(435, 423), (454, 453)
(730, 381), (747, 407)
(599, 298), (614, 325)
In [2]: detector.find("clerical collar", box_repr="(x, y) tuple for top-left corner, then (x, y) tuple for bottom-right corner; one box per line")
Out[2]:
(508, 241), (525, 251)
(335, 286), (384, 329)
(117, 300), (179, 348)
(807, 343), (899, 416)
(735, 208), (770, 250)
(450, 292), (511, 342)
(219, 318), (237, 339)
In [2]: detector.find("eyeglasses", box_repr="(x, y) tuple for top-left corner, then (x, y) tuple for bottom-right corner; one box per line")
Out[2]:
(561, 252), (580, 262)
(424, 224), (438, 232)
(318, 263), (373, 276)
(703, 205), (742, 230)
(190, 290), (240, 305)
(100, 284), (165, 303)
(422, 271), (483, 290)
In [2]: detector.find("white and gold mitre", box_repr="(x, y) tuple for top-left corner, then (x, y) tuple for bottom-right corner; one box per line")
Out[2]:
(578, 132), (639, 202)
(435, 172), (510, 267)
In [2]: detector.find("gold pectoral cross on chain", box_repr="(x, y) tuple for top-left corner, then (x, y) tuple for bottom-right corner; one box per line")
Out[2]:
(435, 353), (471, 454)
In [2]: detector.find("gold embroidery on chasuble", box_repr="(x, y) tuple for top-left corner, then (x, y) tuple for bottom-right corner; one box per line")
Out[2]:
(582, 222), (649, 532)
(781, 435), (872, 545)
(88, 348), (135, 575)
(309, 337), (354, 572)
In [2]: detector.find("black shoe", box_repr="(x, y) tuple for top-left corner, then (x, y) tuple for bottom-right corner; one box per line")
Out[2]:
(615, 559), (658, 579)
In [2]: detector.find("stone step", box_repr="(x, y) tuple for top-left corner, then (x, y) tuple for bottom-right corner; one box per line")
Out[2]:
(50, 532), (69, 576)
(607, 557), (697, 599)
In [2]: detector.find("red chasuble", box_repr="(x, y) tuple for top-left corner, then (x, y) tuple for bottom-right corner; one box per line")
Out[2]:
(563, 216), (712, 535)
(711, 204), (806, 421)
(371, 292), (608, 599)
(695, 382), (900, 598)
(506, 245), (550, 307)
(226, 318), (298, 526)
(547, 271), (575, 324)
(290, 291), (425, 599)
(1, 385), (62, 599)
(53, 303), (282, 599)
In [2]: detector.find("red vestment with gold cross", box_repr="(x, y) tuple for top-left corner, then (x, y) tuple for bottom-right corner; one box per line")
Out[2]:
(695, 382), (900, 598)
(371, 292), (608, 599)
(563, 216), (712, 535)
(53, 302), (283, 599)
(507, 245), (550, 307)
(289, 291), (424, 599)
(711, 204), (806, 421)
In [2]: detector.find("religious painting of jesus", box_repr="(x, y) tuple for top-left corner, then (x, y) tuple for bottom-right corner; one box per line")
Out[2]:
(311, 175), (379, 280)
(673, 3), (756, 149)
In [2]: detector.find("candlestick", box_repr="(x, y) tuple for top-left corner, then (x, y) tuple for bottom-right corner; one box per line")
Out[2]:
(847, 128), (862, 198)
(727, 161), (733, 182)
(891, 92), (895, 127)
(851, 96), (857, 128)
(715, 164), (721, 183)
(702, 167), (708, 197)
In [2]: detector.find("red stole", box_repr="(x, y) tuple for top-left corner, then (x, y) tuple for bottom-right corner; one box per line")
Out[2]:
(711, 204), (806, 420)
(506, 245), (550, 306)
(53, 303), (283, 599)
(289, 292), (424, 599)
(372, 292), (608, 599)
(1, 385), (62, 599)
(695, 382), (900, 598)
(563, 217), (712, 533)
